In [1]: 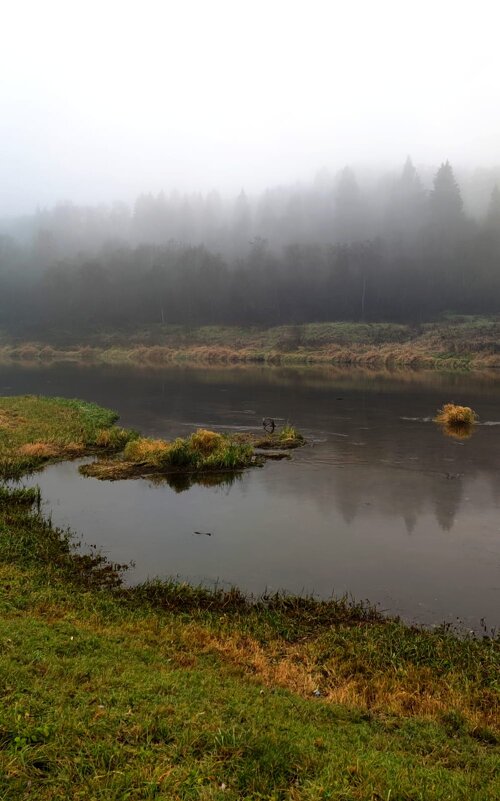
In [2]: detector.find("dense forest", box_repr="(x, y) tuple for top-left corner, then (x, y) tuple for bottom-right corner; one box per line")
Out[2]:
(1, 159), (500, 338)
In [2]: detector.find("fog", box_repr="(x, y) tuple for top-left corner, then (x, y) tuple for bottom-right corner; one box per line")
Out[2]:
(2, 1), (500, 335)
(2, 0), (500, 216)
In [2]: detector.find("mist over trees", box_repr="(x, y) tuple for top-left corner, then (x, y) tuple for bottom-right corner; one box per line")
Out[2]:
(1, 159), (500, 338)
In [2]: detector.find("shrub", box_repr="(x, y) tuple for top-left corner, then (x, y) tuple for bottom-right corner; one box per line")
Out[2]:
(434, 403), (478, 426)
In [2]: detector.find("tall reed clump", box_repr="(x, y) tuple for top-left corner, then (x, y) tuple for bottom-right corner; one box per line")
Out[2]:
(123, 438), (171, 465)
(123, 429), (254, 471)
(93, 427), (134, 450)
(434, 403), (478, 426)
(434, 403), (478, 440)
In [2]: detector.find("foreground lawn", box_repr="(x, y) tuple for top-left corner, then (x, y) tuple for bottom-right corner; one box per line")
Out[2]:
(0, 499), (498, 800)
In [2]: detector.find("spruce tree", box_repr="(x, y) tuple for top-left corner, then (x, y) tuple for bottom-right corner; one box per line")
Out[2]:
(430, 161), (464, 227)
(334, 167), (364, 242)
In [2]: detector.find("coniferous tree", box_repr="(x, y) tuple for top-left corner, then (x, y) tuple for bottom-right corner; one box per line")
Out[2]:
(430, 161), (464, 228)
(334, 167), (364, 243)
(387, 156), (426, 242)
(231, 190), (252, 254)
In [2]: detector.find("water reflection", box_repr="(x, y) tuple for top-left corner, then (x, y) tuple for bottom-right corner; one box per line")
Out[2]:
(147, 470), (241, 493)
(440, 421), (475, 440)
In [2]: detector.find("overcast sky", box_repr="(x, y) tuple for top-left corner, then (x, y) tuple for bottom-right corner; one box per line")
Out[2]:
(1, 0), (499, 215)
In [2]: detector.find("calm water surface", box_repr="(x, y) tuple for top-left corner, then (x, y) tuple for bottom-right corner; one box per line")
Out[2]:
(2, 363), (500, 630)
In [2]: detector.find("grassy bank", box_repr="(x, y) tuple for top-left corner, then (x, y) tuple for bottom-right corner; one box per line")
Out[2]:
(0, 395), (133, 480)
(3, 317), (500, 369)
(0, 490), (499, 800)
(0, 397), (499, 798)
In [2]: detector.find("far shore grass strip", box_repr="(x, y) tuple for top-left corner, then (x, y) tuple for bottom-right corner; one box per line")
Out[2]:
(3, 316), (500, 369)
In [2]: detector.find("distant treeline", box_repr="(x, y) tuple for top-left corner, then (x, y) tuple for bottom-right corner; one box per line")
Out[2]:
(1, 159), (500, 336)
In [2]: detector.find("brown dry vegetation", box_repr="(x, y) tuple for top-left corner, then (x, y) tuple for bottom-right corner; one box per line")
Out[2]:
(179, 623), (499, 733)
(435, 403), (479, 426)
(123, 437), (172, 463)
(0, 410), (26, 430)
(4, 318), (500, 369)
(18, 441), (68, 459)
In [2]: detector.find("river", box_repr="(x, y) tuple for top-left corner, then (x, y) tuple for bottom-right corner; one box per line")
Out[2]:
(2, 362), (500, 631)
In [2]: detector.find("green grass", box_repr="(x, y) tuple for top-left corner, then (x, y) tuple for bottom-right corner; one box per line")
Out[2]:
(0, 484), (40, 505)
(278, 425), (305, 447)
(0, 491), (498, 799)
(0, 395), (134, 479)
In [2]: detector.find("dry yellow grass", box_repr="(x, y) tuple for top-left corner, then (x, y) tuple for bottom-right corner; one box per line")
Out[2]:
(17, 441), (61, 458)
(189, 428), (223, 454)
(123, 437), (171, 463)
(180, 624), (499, 733)
(17, 441), (86, 459)
(25, 601), (495, 733)
(63, 441), (86, 455)
(435, 403), (478, 426)
(94, 428), (115, 447)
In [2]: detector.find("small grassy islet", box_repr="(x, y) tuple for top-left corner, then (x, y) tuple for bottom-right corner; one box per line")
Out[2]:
(80, 429), (256, 481)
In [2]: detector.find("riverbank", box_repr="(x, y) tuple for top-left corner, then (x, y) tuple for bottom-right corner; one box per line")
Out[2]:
(0, 396), (499, 799)
(2, 317), (500, 370)
(0, 489), (499, 800)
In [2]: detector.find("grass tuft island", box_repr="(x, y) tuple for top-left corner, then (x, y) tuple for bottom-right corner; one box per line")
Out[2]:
(0, 395), (499, 799)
